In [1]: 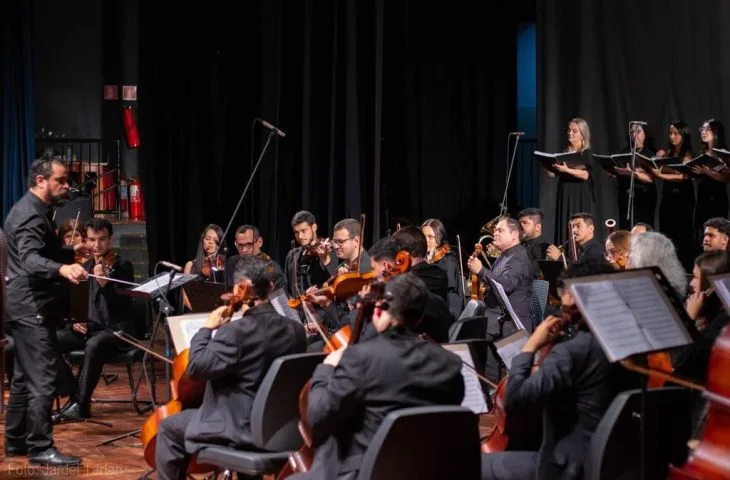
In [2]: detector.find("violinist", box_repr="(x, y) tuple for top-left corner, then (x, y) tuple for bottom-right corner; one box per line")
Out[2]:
(183, 224), (225, 282)
(57, 219), (86, 248)
(284, 211), (333, 297)
(330, 218), (371, 276)
(225, 224), (287, 290)
(155, 255), (306, 480)
(627, 232), (688, 299)
(421, 218), (465, 318)
(481, 260), (622, 480)
(604, 230), (630, 270)
(516, 208), (551, 278)
(290, 274), (464, 480)
(55, 218), (135, 421)
(701, 217), (730, 252)
(392, 226), (448, 302)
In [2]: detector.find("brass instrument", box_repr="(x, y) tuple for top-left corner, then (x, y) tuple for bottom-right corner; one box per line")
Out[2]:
(605, 218), (616, 235)
(477, 214), (507, 266)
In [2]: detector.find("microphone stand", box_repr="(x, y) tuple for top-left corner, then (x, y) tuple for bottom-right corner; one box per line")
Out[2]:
(626, 123), (638, 228)
(499, 133), (521, 216)
(214, 129), (277, 274)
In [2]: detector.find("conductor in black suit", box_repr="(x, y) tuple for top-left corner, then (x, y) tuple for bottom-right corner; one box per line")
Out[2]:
(293, 273), (465, 480)
(155, 255), (306, 480)
(481, 261), (621, 480)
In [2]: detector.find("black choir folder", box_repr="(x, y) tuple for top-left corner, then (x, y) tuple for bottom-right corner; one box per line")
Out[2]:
(534, 151), (588, 175)
(564, 267), (692, 363)
(594, 152), (675, 173)
(662, 153), (726, 176)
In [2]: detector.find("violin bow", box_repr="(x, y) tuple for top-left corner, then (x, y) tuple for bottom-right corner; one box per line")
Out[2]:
(455, 235), (467, 308)
(70, 208), (81, 243)
(300, 300), (336, 352)
(356, 214), (366, 272)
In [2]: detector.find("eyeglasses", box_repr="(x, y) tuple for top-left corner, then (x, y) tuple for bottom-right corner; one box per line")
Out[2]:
(332, 237), (353, 245)
(236, 238), (259, 249)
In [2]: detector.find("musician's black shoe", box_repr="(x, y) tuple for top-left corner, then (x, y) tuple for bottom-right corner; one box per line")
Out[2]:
(28, 447), (82, 467)
(54, 402), (91, 422)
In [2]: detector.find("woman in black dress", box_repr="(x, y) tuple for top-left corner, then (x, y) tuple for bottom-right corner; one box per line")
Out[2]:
(614, 124), (657, 229)
(649, 121), (695, 270)
(550, 117), (595, 244)
(692, 119), (729, 245)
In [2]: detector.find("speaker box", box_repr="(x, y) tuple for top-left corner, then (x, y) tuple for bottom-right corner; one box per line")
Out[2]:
(54, 197), (93, 227)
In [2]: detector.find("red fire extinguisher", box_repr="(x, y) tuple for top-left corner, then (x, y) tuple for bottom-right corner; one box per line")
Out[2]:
(120, 176), (129, 217)
(129, 177), (145, 222)
(121, 105), (140, 149)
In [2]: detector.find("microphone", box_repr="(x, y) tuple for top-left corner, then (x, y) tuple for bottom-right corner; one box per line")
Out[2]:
(629, 121), (648, 126)
(509, 131), (526, 136)
(159, 261), (183, 272)
(256, 118), (286, 138)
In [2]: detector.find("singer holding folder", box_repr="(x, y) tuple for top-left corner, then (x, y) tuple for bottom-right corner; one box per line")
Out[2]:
(542, 118), (596, 244)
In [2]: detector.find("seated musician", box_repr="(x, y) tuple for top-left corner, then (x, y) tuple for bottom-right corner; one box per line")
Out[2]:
(516, 208), (551, 278)
(291, 273), (465, 480)
(701, 217), (730, 252)
(225, 224), (286, 290)
(604, 230), (631, 270)
(481, 260), (623, 480)
(628, 231), (688, 299)
(466, 216), (532, 333)
(155, 255), (306, 480)
(630, 222), (652, 235)
(183, 223), (225, 281)
(330, 218), (371, 276)
(57, 219), (86, 247)
(392, 226), (449, 303)
(55, 218), (135, 421)
(421, 218), (465, 318)
(284, 210), (333, 297)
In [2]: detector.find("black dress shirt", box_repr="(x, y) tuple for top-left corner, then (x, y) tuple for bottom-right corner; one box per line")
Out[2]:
(522, 235), (551, 278)
(3, 191), (74, 321)
(284, 246), (332, 297)
(576, 238), (605, 265)
(225, 252), (287, 291)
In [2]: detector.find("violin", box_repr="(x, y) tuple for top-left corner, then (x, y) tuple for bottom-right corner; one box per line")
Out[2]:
(138, 280), (253, 474)
(200, 251), (227, 280)
(430, 244), (451, 263)
(94, 250), (118, 276)
(302, 238), (336, 258)
(470, 244), (485, 301)
(481, 304), (578, 453)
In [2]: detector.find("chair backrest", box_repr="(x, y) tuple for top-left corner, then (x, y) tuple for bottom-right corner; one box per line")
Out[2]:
(356, 405), (481, 480)
(250, 351), (326, 451)
(458, 299), (486, 321)
(530, 279), (549, 328)
(449, 316), (490, 342)
(582, 387), (692, 480)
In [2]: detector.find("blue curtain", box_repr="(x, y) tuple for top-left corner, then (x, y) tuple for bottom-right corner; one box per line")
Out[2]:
(1, 0), (35, 219)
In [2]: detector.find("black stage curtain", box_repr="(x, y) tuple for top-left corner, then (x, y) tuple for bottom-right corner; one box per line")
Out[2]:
(140, 1), (526, 270)
(538, 0), (730, 244)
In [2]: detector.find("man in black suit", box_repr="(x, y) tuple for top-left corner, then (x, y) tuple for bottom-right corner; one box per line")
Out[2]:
(467, 216), (533, 333)
(284, 210), (332, 297)
(154, 255), (306, 480)
(481, 261), (621, 480)
(225, 224), (287, 290)
(294, 273), (465, 480)
(517, 208), (551, 278)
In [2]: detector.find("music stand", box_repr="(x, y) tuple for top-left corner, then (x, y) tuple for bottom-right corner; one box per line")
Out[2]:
(100, 270), (199, 447)
(182, 280), (227, 313)
(538, 260), (564, 303)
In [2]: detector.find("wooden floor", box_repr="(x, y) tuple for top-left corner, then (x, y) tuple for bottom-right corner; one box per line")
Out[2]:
(0, 364), (495, 479)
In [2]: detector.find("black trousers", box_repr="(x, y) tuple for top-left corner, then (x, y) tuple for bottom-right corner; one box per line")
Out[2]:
(56, 328), (122, 406)
(4, 318), (62, 454)
(485, 308), (518, 382)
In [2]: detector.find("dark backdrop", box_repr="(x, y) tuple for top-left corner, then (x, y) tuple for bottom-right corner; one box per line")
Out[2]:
(538, 0), (730, 244)
(139, 0), (532, 269)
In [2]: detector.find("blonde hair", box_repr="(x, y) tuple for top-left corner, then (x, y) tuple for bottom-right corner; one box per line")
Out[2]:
(567, 117), (591, 152)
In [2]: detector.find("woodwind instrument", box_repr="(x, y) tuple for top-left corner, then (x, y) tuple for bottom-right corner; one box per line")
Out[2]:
(605, 218), (616, 235)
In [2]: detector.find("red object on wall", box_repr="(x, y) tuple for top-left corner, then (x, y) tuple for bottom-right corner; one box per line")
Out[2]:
(129, 177), (145, 222)
(101, 168), (117, 212)
(121, 105), (140, 149)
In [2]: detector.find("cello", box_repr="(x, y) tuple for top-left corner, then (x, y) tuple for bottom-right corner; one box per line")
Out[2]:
(115, 280), (253, 474)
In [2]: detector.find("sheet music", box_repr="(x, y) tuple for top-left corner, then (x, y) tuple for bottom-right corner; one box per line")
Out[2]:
(710, 273), (730, 313)
(568, 272), (692, 362)
(269, 288), (301, 322)
(168, 311), (244, 353)
(442, 344), (489, 414)
(490, 279), (526, 330)
(495, 330), (529, 370)
(132, 273), (199, 295)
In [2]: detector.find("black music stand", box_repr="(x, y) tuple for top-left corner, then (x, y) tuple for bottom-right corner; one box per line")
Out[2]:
(183, 280), (227, 313)
(99, 271), (199, 447)
(538, 260), (564, 304)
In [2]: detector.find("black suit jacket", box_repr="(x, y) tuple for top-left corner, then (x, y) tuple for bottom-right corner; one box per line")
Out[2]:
(304, 327), (465, 478)
(82, 254), (136, 334)
(477, 243), (533, 330)
(504, 330), (617, 480)
(225, 253), (287, 291)
(183, 303), (306, 452)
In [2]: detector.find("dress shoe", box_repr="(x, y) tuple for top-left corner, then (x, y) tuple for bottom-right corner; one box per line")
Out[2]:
(53, 402), (91, 422)
(28, 447), (82, 467)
